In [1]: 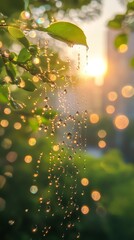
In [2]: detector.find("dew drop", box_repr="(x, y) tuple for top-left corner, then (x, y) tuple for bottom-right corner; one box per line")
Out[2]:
(68, 156), (72, 161)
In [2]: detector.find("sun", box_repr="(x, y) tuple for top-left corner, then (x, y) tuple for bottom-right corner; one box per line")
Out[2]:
(81, 57), (107, 85)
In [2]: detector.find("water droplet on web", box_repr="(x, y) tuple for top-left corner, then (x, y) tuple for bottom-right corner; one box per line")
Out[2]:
(67, 132), (72, 139)
(68, 156), (72, 161)
(32, 225), (38, 233)
(8, 220), (15, 226)
(64, 89), (67, 94)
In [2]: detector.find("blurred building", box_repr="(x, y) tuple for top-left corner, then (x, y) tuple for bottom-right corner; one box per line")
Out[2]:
(102, 30), (134, 119)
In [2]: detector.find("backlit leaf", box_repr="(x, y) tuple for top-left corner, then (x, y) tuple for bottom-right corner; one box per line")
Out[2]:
(8, 26), (29, 48)
(108, 14), (125, 29)
(45, 21), (88, 47)
(5, 62), (16, 80)
(0, 86), (8, 103)
(17, 48), (31, 63)
(19, 78), (36, 92)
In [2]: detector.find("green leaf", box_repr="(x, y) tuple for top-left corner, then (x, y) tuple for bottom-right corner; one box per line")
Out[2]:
(108, 14), (125, 29)
(5, 62), (16, 80)
(8, 26), (25, 38)
(17, 48), (31, 63)
(127, 1), (134, 11)
(18, 72), (36, 91)
(108, 20), (121, 29)
(45, 21), (88, 47)
(0, 85), (8, 103)
(114, 33), (128, 49)
(19, 78), (36, 92)
(8, 26), (29, 48)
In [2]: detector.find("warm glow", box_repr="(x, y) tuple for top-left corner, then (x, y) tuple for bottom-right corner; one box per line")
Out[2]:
(28, 138), (36, 146)
(121, 85), (134, 98)
(114, 115), (129, 130)
(81, 178), (89, 186)
(98, 130), (107, 138)
(53, 145), (60, 151)
(14, 122), (22, 130)
(0, 120), (9, 128)
(107, 91), (118, 101)
(98, 140), (106, 148)
(84, 57), (107, 79)
(81, 205), (90, 215)
(4, 108), (11, 115)
(89, 113), (99, 124)
(24, 155), (32, 163)
(91, 191), (101, 201)
(106, 105), (115, 114)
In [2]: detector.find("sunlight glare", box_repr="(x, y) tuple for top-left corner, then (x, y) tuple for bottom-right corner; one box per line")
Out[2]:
(80, 57), (107, 86)
(83, 57), (107, 79)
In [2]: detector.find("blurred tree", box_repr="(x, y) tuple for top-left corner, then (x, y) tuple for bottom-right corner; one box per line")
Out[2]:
(0, 0), (102, 18)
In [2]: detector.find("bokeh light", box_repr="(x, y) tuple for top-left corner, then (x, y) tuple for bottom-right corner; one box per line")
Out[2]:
(91, 190), (101, 201)
(53, 145), (60, 151)
(33, 57), (40, 65)
(30, 185), (38, 194)
(81, 178), (89, 186)
(2, 138), (12, 149)
(107, 91), (118, 102)
(28, 138), (37, 146)
(4, 108), (11, 115)
(106, 105), (115, 114)
(20, 11), (30, 20)
(121, 85), (134, 98)
(98, 130), (107, 138)
(98, 140), (106, 149)
(118, 44), (128, 53)
(114, 114), (129, 130)
(14, 122), (22, 130)
(6, 151), (18, 163)
(89, 113), (99, 124)
(81, 205), (90, 215)
(0, 119), (9, 128)
(24, 155), (33, 163)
